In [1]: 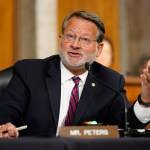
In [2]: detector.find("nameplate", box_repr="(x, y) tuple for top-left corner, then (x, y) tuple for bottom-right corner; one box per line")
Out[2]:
(59, 125), (119, 138)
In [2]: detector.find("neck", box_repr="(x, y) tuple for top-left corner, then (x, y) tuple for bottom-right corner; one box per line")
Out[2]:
(63, 64), (86, 76)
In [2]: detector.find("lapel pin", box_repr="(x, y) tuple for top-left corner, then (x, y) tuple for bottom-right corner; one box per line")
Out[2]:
(91, 83), (96, 87)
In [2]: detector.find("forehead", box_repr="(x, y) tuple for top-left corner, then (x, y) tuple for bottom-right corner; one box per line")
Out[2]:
(65, 17), (98, 35)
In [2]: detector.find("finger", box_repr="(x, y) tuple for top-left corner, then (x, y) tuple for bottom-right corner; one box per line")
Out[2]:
(6, 124), (19, 138)
(0, 125), (7, 133)
(146, 60), (150, 72)
(140, 74), (150, 85)
(0, 127), (10, 138)
(7, 128), (19, 137)
(0, 126), (3, 138)
(140, 74), (147, 82)
(142, 69), (150, 83)
(148, 66), (150, 73)
(3, 133), (11, 138)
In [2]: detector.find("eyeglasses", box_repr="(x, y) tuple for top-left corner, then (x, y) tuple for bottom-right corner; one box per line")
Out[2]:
(62, 33), (97, 45)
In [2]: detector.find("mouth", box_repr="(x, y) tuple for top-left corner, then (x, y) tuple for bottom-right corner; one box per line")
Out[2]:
(68, 51), (81, 57)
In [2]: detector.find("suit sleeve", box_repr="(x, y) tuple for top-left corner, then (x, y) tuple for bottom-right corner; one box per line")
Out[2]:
(0, 60), (29, 125)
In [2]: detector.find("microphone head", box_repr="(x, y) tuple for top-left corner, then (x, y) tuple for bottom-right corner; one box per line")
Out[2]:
(85, 62), (91, 71)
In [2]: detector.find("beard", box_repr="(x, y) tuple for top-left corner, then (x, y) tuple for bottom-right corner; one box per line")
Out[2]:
(59, 45), (98, 70)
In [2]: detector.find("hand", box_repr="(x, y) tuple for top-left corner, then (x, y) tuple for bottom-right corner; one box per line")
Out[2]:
(0, 123), (19, 138)
(140, 60), (150, 103)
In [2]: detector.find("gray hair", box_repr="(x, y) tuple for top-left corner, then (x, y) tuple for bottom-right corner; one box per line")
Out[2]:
(62, 10), (105, 43)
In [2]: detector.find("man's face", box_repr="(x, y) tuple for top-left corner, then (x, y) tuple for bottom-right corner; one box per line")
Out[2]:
(59, 17), (103, 71)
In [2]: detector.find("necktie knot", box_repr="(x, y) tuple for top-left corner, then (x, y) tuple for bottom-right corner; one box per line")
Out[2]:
(72, 76), (80, 85)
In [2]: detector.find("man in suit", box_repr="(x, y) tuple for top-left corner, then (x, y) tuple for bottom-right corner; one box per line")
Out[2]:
(0, 11), (150, 138)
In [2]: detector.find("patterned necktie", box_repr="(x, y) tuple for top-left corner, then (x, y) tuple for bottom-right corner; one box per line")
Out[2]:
(64, 76), (81, 126)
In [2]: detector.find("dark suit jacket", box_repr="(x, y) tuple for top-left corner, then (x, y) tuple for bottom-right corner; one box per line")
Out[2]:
(0, 55), (146, 137)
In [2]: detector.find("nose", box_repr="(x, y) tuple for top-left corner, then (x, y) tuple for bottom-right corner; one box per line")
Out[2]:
(70, 37), (81, 49)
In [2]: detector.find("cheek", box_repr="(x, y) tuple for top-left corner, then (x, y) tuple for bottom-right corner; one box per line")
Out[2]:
(60, 40), (70, 51)
(59, 39), (64, 48)
(84, 46), (97, 55)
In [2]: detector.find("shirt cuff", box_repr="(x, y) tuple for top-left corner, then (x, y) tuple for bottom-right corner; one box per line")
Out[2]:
(134, 100), (150, 123)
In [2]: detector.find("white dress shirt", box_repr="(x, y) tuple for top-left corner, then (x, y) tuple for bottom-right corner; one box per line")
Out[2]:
(56, 62), (88, 135)
(134, 100), (150, 123)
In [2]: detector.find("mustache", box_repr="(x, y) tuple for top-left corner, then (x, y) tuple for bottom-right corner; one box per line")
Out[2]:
(59, 44), (83, 55)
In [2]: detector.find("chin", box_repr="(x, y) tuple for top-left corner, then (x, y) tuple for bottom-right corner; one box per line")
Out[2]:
(65, 61), (85, 70)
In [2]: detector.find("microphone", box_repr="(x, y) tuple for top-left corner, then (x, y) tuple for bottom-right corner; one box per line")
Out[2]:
(85, 62), (130, 137)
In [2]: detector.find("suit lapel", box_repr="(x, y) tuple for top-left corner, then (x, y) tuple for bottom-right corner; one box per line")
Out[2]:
(73, 73), (103, 125)
(45, 58), (61, 127)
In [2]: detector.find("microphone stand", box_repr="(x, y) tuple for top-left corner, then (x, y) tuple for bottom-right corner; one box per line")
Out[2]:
(85, 62), (130, 137)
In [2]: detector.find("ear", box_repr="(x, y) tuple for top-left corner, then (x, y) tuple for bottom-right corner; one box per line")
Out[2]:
(59, 35), (62, 42)
(96, 42), (104, 57)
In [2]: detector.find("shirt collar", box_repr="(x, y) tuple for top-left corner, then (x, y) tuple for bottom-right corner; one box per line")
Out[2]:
(61, 61), (88, 84)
